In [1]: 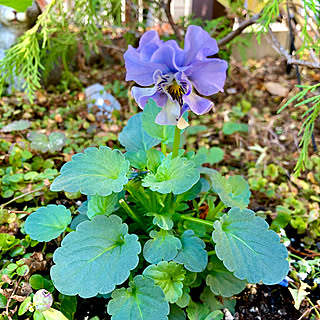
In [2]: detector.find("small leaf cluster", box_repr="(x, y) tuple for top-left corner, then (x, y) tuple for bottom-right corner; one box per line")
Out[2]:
(24, 99), (290, 319)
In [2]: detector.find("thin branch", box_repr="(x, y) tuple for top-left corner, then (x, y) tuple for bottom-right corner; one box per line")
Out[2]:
(161, 0), (183, 42)
(268, 27), (320, 69)
(217, 13), (260, 47)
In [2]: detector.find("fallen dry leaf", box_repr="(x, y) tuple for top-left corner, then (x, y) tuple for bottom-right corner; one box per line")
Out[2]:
(264, 81), (289, 97)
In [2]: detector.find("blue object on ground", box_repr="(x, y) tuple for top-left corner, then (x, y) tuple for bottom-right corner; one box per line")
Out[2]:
(85, 83), (121, 120)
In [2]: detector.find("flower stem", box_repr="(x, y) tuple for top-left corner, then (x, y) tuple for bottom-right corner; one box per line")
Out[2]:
(179, 215), (213, 227)
(206, 201), (226, 221)
(172, 126), (181, 159)
(207, 250), (216, 256)
(161, 142), (167, 155)
(119, 199), (145, 230)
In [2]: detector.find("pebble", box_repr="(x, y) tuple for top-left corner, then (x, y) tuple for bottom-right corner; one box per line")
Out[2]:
(249, 307), (259, 313)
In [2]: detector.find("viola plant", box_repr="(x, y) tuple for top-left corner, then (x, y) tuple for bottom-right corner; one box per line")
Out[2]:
(24, 26), (289, 320)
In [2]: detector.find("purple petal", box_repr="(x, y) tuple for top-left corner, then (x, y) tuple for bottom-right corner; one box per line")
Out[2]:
(151, 45), (179, 73)
(183, 25), (219, 65)
(155, 100), (180, 126)
(137, 30), (163, 60)
(124, 47), (169, 86)
(132, 86), (168, 109)
(187, 59), (228, 96)
(164, 40), (185, 68)
(183, 92), (213, 115)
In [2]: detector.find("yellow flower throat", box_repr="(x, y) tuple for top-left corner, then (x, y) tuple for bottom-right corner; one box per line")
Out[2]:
(167, 82), (185, 106)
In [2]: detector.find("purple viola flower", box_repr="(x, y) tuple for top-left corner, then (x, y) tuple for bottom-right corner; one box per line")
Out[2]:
(124, 25), (228, 128)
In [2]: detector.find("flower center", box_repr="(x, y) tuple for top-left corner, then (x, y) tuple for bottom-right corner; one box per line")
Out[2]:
(167, 82), (185, 106)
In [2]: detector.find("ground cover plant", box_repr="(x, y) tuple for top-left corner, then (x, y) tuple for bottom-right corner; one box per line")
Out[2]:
(0, 0), (320, 320)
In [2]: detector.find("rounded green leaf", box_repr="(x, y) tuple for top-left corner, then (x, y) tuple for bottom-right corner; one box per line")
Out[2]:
(206, 255), (246, 297)
(87, 193), (119, 219)
(212, 208), (289, 284)
(173, 230), (208, 272)
(50, 147), (129, 196)
(119, 113), (160, 151)
(143, 261), (185, 303)
(51, 215), (141, 298)
(143, 229), (182, 264)
(169, 304), (186, 320)
(125, 150), (147, 169)
(200, 287), (236, 313)
(1, 120), (31, 132)
(202, 168), (250, 209)
(107, 275), (169, 320)
(47, 132), (66, 152)
(146, 212), (174, 230)
(25, 205), (71, 242)
(142, 157), (200, 195)
(186, 301), (209, 320)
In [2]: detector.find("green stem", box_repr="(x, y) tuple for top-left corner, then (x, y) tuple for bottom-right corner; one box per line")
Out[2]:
(66, 227), (75, 233)
(172, 126), (181, 159)
(179, 215), (213, 227)
(206, 201), (226, 221)
(119, 199), (145, 230)
(161, 142), (167, 156)
(0, 187), (44, 209)
(207, 250), (216, 256)
(198, 191), (210, 207)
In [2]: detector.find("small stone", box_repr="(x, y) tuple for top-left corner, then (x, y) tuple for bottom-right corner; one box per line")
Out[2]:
(249, 307), (259, 313)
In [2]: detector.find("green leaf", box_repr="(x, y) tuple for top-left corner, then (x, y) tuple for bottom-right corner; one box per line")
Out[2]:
(143, 261), (185, 303)
(142, 99), (175, 143)
(51, 215), (141, 298)
(107, 275), (169, 320)
(175, 180), (202, 203)
(222, 122), (248, 135)
(186, 301), (209, 320)
(147, 149), (165, 173)
(146, 212), (174, 230)
(0, 293), (7, 308)
(125, 150), (147, 169)
(18, 296), (32, 315)
(202, 168), (250, 209)
(34, 310), (46, 320)
(29, 274), (54, 292)
(173, 230), (208, 272)
(142, 157), (200, 195)
(198, 147), (224, 164)
(50, 147), (129, 196)
(25, 205), (72, 242)
(212, 208), (289, 284)
(143, 229), (181, 264)
(206, 255), (246, 297)
(169, 304), (186, 320)
(87, 193), (119, 219)
(0, 0), (33, 11)
(1, 119), (31, 132)
(119, 113), (160, 151)
(59, 294), (77, 320)
(0, 233), (20, 255)
(176, 287), (190, 308)
(17, 265), (29, 276)
(205, 311), (224, 320)
(28, 132), (66, 153)
(184, 151), (207, 167)
(200, 287), (236, 313)
(42, 308), (69, 320)
(185, 125), (208, 135)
